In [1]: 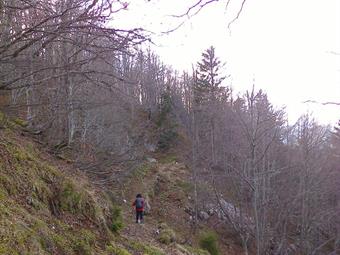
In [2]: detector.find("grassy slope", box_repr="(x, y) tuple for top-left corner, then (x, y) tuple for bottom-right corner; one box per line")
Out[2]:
(0, 116), (210, 255)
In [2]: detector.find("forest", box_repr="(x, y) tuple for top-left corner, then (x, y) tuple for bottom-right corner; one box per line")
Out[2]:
(0, 1), (339, 255)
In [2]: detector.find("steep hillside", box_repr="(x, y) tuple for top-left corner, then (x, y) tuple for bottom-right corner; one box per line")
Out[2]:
(118, 155), (245, 255)
(0, 115), (215, 255)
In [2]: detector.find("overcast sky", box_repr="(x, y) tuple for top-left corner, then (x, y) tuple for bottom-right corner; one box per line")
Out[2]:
(114, 0), (340, 125)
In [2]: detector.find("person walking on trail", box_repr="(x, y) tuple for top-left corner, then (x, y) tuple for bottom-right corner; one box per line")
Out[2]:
(132, 193), (144, 223)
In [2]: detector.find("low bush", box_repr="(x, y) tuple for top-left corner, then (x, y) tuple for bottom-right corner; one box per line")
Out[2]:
(106, 244), (131, 255)
(158, 222), (176, 245)
(199, 231), (219, 255)
(109, 205), (124, 233)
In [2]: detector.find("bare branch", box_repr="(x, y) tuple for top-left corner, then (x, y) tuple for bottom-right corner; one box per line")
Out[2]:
(227, 0), (247, 30)
(161, 21), (185, 34)
(170, 0), (219, 18)
(303, 100), (340, 106)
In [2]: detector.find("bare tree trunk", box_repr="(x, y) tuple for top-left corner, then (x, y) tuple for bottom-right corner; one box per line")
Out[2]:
(192, 107), (199, 230)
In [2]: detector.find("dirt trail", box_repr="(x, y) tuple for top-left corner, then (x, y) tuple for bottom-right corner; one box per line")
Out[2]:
(120, 162), (166, 250)
(120, 161), (190, 254)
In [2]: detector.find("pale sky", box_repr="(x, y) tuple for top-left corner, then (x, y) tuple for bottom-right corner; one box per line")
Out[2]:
(113, 0), (340, 125)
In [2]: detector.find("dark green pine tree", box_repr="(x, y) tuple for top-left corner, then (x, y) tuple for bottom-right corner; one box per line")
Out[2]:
(194, 46), (225, 105)
(157, 86), (178, 151)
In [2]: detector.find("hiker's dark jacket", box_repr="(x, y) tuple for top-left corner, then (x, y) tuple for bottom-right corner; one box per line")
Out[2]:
(132, 197), (144, 212)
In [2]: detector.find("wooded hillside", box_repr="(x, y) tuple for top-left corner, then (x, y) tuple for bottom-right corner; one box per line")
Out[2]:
(0, 1), (339, 254)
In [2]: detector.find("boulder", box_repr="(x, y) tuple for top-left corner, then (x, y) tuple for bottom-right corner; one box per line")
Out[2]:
(146, 157), (157, 163)
(199, 211), (210, 220)
(208, 208), (215, 216)
(219, 198), (240, 219)
(144, 143), (157, 152)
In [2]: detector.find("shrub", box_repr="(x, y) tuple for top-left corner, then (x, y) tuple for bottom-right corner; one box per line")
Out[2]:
(129, 240), (164, 255)
(60, 181), (82, 214)
(72, 229), (96, 255)
(59, 180), (96, 219)
(199, 231), (219, 255)
(13, 118), (28, 128)
(158, 223), (176, 245)
(106, 244), (131, 255)
(134, 163), (152, 179)
(0, 111), (8, 128)
(109, 205), (124, 232)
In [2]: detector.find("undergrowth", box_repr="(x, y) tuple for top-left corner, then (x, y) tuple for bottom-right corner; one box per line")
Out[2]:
(0, 113), (213, 255)
(199, 231), (220, 255)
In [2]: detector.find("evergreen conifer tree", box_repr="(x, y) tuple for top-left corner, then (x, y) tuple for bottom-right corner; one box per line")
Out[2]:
(194, 46), (225, 105)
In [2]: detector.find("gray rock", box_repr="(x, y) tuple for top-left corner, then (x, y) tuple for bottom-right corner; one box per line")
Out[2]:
(205, 203), (216, 212)
(219, 198), (240, 218)
(146, 157), (157, 163)
(144, 143), (157, 152)
(208, 208), (215, 216)
(218, 198), (254, 226)
(26, 196), (33, 206)
(199, 211), (210, 220)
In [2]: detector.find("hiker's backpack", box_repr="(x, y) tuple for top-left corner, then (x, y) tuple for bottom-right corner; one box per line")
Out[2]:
(135, 198), (143, 209)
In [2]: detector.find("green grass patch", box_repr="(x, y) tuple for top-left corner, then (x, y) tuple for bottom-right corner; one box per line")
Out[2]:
(12, 118), (28, 128)
(176, 180), (194, 193)
(134, 163), (153, 180)
(0, 121), (134, 254)
(59, 180), (97, 219)
(0, 111), (8, 128)
(128, 240), (165, 255)
(72, 229), (96, 255)
(106, 244), (132, 255)
(158, 222), (176, 245)
(199, 231), (219, 255)
(158, 154), (177, 164)
(60, 181), (83, 213)
(0, 175), (17, 195)
(109, 205), (124, 233)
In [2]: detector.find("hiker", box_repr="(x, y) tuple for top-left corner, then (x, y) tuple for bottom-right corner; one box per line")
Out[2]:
(132, 193), (144, 223)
